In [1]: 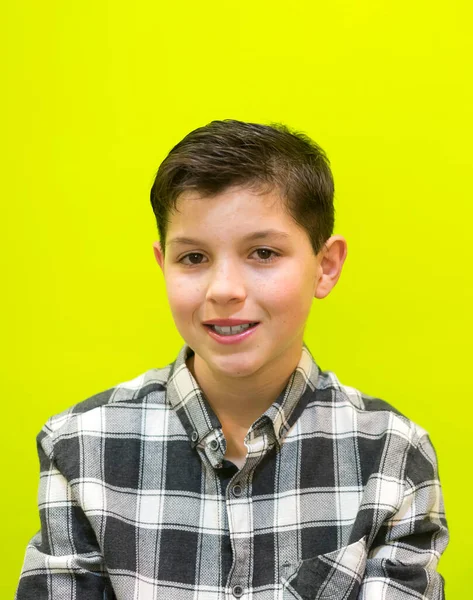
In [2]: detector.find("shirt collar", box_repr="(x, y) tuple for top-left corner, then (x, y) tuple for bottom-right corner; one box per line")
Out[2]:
(165, 342), (321, 453)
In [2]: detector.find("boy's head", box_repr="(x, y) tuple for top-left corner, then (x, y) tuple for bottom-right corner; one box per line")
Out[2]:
(151, 119), (335, 260)
(150, 120), (347, 381)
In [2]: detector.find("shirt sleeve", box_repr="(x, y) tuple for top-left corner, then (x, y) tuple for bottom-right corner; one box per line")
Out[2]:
(15, 427), (116, 599)
(359, 432), (449, 599)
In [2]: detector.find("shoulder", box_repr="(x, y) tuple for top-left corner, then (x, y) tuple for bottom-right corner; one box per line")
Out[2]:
(312, 365), (428, 447)
(38, 364), (172, 453)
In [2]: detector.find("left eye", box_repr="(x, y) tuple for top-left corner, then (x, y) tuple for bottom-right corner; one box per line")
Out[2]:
(254, 248), (279, 262)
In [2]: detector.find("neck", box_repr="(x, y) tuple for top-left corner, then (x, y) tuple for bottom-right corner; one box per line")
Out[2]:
(186, 345), (302, 432)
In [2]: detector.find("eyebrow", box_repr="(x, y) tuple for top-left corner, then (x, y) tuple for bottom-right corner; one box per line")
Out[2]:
(167, 229), (290, 247)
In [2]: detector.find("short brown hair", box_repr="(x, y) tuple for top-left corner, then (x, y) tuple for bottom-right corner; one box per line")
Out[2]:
(150, 119), (335, 257)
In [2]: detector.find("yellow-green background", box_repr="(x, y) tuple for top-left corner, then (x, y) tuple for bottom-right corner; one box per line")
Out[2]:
(2, 1), (471, 597)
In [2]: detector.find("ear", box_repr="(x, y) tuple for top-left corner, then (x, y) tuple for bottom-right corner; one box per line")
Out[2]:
(314, 235), (348, 299)
(152, 240), (165, 272)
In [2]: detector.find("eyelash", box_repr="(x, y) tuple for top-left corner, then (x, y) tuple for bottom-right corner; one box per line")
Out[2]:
(178, 248), (281, 267)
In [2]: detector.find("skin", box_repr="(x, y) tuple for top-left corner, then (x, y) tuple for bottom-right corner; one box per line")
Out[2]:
(153, 185), (348, 468)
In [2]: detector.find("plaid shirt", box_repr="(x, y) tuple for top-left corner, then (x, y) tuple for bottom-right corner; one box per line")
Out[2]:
(16, 342), (448, 600)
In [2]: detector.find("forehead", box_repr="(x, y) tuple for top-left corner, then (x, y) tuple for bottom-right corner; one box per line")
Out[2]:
(165, 186), (312, 251)
(169, 185), (289, 227)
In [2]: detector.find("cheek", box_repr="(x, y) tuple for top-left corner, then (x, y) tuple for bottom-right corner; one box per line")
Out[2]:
(165, 280), (200, 311)
(260, 272), (310, 311)
(263, 275), (312, 315)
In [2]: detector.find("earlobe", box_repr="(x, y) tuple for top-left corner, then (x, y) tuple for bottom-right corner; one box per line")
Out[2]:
(314, 236), (348, 299)
(314, 274), (331, 299)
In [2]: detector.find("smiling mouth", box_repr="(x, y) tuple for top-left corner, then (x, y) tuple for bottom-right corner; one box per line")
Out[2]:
(204, 322), (259, 335)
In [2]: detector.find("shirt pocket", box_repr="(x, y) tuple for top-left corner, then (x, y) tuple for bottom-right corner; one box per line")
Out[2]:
(281, 536), (367, 600)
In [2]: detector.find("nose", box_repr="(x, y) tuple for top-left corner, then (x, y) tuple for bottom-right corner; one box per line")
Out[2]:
(205, 260), (248, 303)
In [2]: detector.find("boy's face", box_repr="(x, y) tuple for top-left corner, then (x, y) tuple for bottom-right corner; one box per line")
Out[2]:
(153, 185), (345, 380)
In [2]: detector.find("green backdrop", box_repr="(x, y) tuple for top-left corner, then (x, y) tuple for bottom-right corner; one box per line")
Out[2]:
(2, 1), (471, 598)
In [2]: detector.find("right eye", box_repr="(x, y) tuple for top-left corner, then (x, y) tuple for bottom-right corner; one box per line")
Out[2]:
(179, 253), (205, 266)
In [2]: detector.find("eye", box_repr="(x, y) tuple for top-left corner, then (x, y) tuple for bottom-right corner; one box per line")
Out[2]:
(253, 248), (280, 263)
(178, 248), (281, 266)
(179, 252), (205, 266)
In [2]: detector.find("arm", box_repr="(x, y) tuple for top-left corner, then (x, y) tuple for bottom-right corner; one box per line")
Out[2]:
(359, 433), (449, 599)
(16, 428), (116, 599)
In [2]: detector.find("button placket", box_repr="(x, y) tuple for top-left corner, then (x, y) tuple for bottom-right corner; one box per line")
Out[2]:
(226, 469), (252, 598)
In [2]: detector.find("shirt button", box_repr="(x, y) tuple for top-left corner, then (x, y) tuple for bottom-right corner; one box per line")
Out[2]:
(191, 431), (198, 442)
(232, 484), (242, 497)
(232, 585), (244, 597)
(210, 439), (219, 450)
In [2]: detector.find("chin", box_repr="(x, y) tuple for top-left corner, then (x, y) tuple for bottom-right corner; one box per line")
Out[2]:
(208, 353), (266, 378)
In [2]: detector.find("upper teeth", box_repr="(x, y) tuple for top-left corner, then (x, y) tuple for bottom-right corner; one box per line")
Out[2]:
(213, 323), (253, 334)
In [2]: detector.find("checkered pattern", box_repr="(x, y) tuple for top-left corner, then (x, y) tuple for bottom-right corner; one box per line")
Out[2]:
(16, 342), (448, 599)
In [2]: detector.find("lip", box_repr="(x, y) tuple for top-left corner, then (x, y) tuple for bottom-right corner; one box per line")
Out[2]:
(202, 319), (260, 326)
(203, 322), (260, 345)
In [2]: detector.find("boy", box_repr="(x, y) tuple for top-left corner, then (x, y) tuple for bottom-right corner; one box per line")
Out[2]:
(16, 120), (448, 599)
